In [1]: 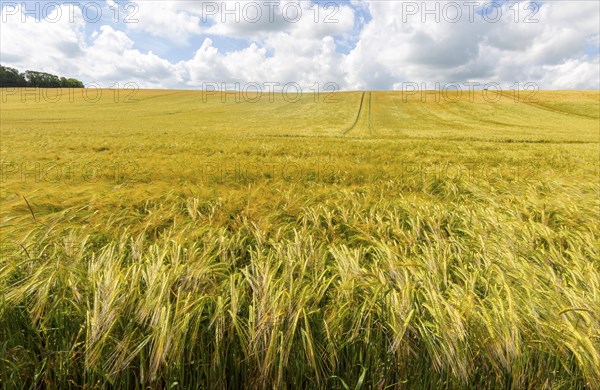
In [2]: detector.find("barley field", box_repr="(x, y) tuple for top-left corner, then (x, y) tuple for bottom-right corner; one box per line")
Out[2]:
(0, 89), (599, 389)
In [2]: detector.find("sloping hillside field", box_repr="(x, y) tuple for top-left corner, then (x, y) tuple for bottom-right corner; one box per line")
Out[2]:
(1, 90), (599, 388)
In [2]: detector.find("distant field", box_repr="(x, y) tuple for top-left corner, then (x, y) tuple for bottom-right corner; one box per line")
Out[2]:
(1, 89), (599, 388)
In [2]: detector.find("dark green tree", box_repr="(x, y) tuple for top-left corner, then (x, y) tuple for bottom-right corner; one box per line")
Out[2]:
(24, 71), (61, 88)
(61, 77), (84, 88)
(0, 66), (27, 87)
(0, 65), (84, 88)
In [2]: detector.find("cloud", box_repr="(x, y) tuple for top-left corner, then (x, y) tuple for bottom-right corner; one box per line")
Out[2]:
(201, 1), (355, 40)
(0, 4), (178, 88)
(0, 3), (85, 74)
(183, 34), (346, 89)
(538, 57), (600, 90)
(81, 26), (178, 87)
(122, 1), (202, 44)
(343, 0), (600, 89)
(1, 1), (598, 89)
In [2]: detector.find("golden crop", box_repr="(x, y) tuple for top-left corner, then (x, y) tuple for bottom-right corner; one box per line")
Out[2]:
(1, 89), (599, 388)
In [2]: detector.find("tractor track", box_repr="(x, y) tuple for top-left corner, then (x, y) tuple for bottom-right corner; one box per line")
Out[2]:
(342, 91), (366, 135)
(367, 92), (374, 134)
(498, 91), (596, 120)
(522, 101), (597, 120)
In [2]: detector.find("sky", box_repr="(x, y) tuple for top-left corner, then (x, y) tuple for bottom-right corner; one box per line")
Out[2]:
(1, 0), (599, 90)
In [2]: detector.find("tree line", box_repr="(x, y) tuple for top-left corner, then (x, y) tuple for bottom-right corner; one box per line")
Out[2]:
(0, 65), (84, 88)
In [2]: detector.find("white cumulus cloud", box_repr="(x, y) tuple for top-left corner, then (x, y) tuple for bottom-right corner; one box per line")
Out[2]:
(1, 0), (598, 90)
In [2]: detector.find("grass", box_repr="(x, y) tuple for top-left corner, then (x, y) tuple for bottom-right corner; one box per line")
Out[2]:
(0, 88), (599, 389)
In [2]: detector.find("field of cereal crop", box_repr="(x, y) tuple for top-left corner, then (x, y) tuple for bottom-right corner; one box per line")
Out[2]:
(1, 89), (599, 388)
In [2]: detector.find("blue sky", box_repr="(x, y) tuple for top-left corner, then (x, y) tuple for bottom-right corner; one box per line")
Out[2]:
(1, 0), (598, 89)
